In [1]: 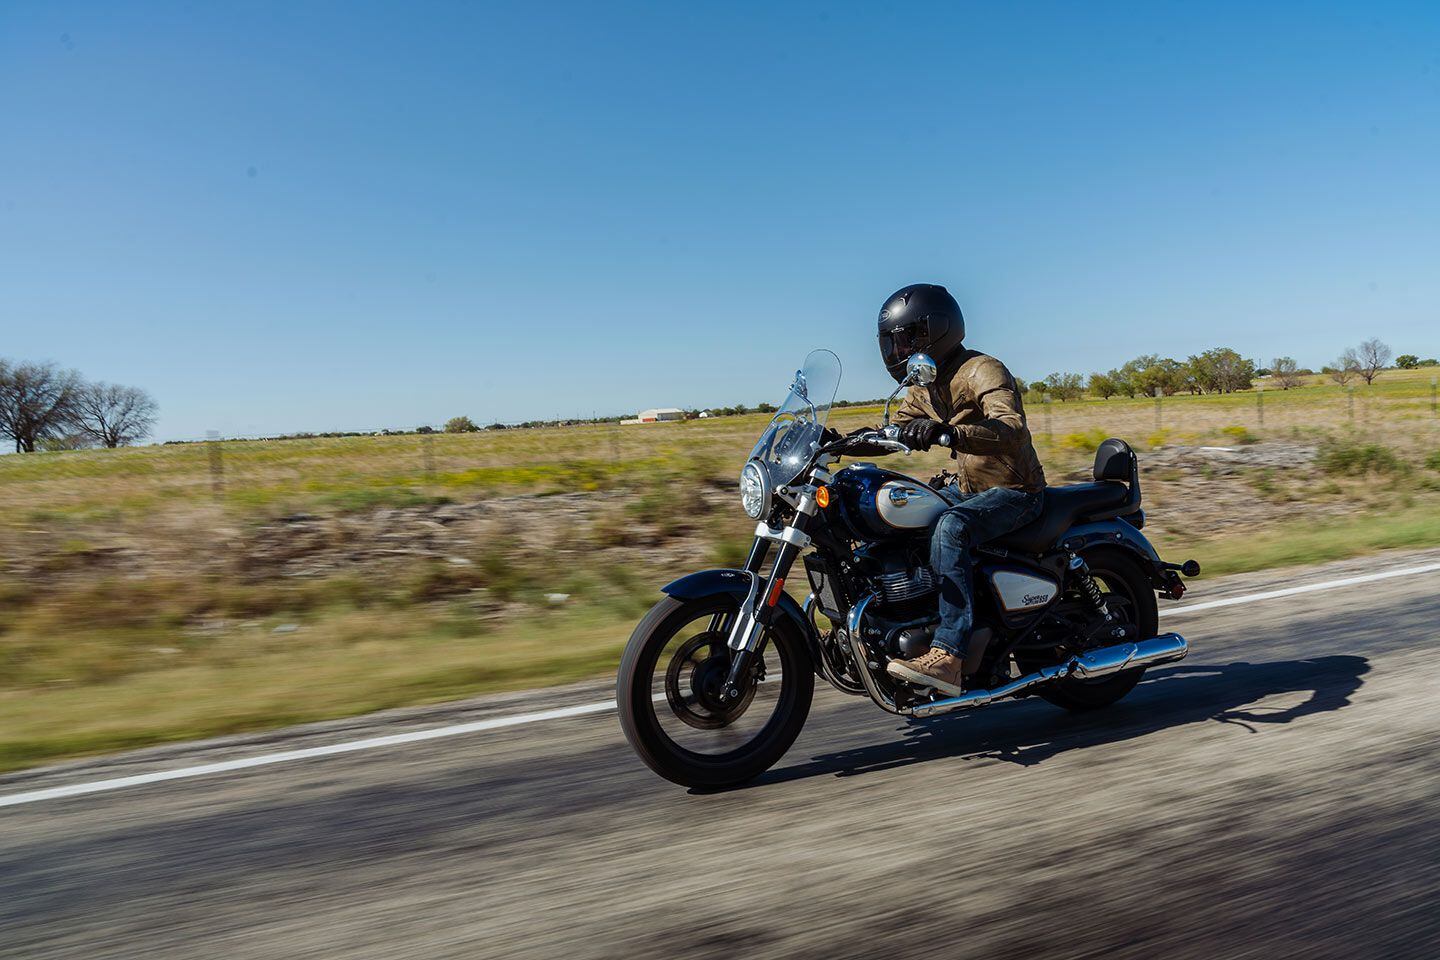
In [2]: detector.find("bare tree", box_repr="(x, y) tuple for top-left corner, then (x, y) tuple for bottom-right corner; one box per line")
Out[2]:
(0, 360), (82, 452)
(1270, 356), (1303, 389)
(1327, 349), (1361, 386)
(70, 382), (158, 448)
(1355, 337), (1392, 385)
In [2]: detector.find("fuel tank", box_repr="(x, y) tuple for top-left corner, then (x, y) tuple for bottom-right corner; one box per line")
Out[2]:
(830, 463), (949, 540)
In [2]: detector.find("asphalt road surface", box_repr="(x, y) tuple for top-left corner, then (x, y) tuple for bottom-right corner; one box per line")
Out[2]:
(3, 550), (1439, 960)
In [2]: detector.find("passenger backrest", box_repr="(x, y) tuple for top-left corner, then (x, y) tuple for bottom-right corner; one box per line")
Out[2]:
(1092, 438), (1134, 482)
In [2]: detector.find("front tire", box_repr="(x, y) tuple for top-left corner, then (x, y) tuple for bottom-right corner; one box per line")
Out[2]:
(617, 594), (813, 788)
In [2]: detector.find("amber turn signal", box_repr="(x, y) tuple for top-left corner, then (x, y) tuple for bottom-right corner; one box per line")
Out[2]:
(814, 486), (830, 509)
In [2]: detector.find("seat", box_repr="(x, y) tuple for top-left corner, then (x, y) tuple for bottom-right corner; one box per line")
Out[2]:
(989, 481), (1131, 553)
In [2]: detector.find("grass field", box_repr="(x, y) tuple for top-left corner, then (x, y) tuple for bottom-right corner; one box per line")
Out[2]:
(2, 367), (1439, 771)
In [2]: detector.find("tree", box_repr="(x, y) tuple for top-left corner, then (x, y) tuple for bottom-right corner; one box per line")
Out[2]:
(69, 382), (158, 448)
(1186, 347), (1255, 394)
(1043, 372), (1084, 401)
(1395, 354), (1420, 370)
(1270, 356), (1303, 390)
(0, 359), (82, 452)
(1126, 355), (1186, 396)
(1105, 365), (1137, 398)
(1328, 349), (1360, 385)
(1087, 371), (1119, 399)
(444, 415), (479, 433)
(1355, 337), (1392, 385)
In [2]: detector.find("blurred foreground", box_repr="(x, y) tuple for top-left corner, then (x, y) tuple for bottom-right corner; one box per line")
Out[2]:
(2, 552), (1437, 959)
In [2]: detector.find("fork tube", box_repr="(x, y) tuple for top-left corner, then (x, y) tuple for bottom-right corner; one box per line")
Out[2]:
(743, 537), (770, 573)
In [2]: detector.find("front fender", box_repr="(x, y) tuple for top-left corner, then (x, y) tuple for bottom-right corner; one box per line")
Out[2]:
(662, 569), (819, 654)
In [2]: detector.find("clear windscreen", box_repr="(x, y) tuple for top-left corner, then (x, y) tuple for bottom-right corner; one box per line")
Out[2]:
(748, 349), (842, 488)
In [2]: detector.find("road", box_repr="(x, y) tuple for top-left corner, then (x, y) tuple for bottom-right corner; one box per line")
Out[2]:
(3, 550), (1439, 959)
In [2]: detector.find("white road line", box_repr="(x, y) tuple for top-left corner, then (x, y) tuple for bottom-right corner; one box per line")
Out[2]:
(0, 701), (615, 809)
(3, 559), (1438, 810)
(1159, 562), (1440, 617)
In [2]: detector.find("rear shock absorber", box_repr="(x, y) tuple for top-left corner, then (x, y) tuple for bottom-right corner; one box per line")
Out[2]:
(1068, 553), (1114, 624)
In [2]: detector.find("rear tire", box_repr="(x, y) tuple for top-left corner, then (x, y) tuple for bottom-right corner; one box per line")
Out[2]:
(1022, 549), (1158, 712)
(617, 594), (813, 789)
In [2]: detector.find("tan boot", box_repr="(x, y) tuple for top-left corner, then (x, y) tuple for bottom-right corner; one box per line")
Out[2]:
(886, 647), (965, 696)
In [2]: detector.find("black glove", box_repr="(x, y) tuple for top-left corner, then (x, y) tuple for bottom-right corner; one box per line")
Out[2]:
(900, 418), (947, 451)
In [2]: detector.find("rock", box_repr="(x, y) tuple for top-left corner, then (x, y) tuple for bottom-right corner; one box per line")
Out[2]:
(545, 593), (571, 605)
(272, 623), (300, 634)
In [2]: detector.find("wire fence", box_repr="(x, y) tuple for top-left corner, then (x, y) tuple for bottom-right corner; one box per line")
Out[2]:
(3, 376), (1438, 517)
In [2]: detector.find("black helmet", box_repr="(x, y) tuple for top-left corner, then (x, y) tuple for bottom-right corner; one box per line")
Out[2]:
(877, 283), (965, 382)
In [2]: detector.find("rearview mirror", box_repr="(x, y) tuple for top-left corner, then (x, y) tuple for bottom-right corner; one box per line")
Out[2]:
(882, 353), (940, 427)
(905, 353), (938, 387)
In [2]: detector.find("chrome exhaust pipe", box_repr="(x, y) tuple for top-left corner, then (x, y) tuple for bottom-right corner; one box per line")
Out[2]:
(907, 632), (1189, 719)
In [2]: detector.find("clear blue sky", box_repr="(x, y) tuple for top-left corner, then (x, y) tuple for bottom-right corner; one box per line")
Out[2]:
(2, 1), (1437, 440)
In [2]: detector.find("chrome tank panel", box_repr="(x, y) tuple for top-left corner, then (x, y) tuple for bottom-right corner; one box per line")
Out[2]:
(875, 480), (947, 530)
(988, 569), (1060, 612)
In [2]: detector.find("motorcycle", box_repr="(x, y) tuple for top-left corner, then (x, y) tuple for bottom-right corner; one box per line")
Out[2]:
(617, 349), (1200, 788)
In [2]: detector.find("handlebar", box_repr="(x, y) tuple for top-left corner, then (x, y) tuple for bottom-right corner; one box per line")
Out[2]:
(839, 427), (951, 455)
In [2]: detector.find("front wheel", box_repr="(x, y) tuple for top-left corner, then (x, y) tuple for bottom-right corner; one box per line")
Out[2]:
(617, 594), (813, 788)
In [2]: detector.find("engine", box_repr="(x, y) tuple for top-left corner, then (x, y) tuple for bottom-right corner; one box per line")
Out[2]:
(874, 565), (938, 604)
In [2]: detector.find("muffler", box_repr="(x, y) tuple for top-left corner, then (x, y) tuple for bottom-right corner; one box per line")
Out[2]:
(907, 632), (1188, 719)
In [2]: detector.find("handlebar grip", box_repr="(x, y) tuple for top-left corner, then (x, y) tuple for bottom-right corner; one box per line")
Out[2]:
(938, 433), (952, 448)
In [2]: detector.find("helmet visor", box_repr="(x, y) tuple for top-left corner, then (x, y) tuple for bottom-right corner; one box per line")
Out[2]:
(879, 319), (931, 368)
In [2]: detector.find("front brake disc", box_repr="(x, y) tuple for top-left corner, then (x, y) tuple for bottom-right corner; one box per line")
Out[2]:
(663, 632), (756, 730)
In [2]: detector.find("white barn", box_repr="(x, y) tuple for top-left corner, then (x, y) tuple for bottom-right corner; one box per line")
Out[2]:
(622, 407), (685, 425)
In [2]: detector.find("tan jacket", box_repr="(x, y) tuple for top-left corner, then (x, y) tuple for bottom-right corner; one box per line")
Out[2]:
(893, 349), (1047, 493)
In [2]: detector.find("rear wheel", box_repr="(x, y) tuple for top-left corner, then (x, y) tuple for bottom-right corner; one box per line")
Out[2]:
(617, 594), (813, 788)
(1020, 550), (1158, 711)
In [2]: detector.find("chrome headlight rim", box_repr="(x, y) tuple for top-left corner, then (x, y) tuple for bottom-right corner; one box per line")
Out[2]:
(739, 460), (770, 520)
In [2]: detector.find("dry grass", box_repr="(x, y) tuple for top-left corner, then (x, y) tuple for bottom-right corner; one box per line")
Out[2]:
(2, 367), (1439, 771)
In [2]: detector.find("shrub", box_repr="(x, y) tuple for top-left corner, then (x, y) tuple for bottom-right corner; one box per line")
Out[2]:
(1425, 450), (1440, 472)
(1146, 429), (1171, 449)
(1316, 438), (1406, 476)
(1059, 429), (1109, 452)
(1220, 425), (1258, 445)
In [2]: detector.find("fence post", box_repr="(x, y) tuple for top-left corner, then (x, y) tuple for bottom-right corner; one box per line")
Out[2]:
(1153, 387), (1162, 431)
(1043, 395), (1052, 443)
(1347, 387), (1355, 424)
(206, 430), (225, 498)
(1256, 383), (1264, 427)
(422, 433), (436, 480)
(1432, 376), (1437, 416)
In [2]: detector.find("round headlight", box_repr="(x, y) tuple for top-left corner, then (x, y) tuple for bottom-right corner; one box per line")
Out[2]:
(739, 461), (769, 519)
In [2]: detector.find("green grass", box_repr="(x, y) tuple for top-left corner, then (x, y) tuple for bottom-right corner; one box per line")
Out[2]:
(1158, 504), (1440, 578)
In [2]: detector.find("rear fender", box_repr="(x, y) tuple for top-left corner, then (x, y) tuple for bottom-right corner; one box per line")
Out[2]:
(1055, 519), (1169, 586)
(661, 569), (820, 663)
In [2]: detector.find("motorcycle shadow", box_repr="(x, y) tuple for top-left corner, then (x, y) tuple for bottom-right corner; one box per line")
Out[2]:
(758, 655), (1369, 786)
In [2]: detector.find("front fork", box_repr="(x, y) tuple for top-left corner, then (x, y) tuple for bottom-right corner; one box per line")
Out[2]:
(718, 488), (819, 703)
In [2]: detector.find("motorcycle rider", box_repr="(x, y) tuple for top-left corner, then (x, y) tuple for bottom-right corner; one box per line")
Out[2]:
(861, 284), (1047, 695)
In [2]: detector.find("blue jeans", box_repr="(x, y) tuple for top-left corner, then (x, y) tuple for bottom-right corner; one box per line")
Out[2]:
(929, 486), (1045, 657)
